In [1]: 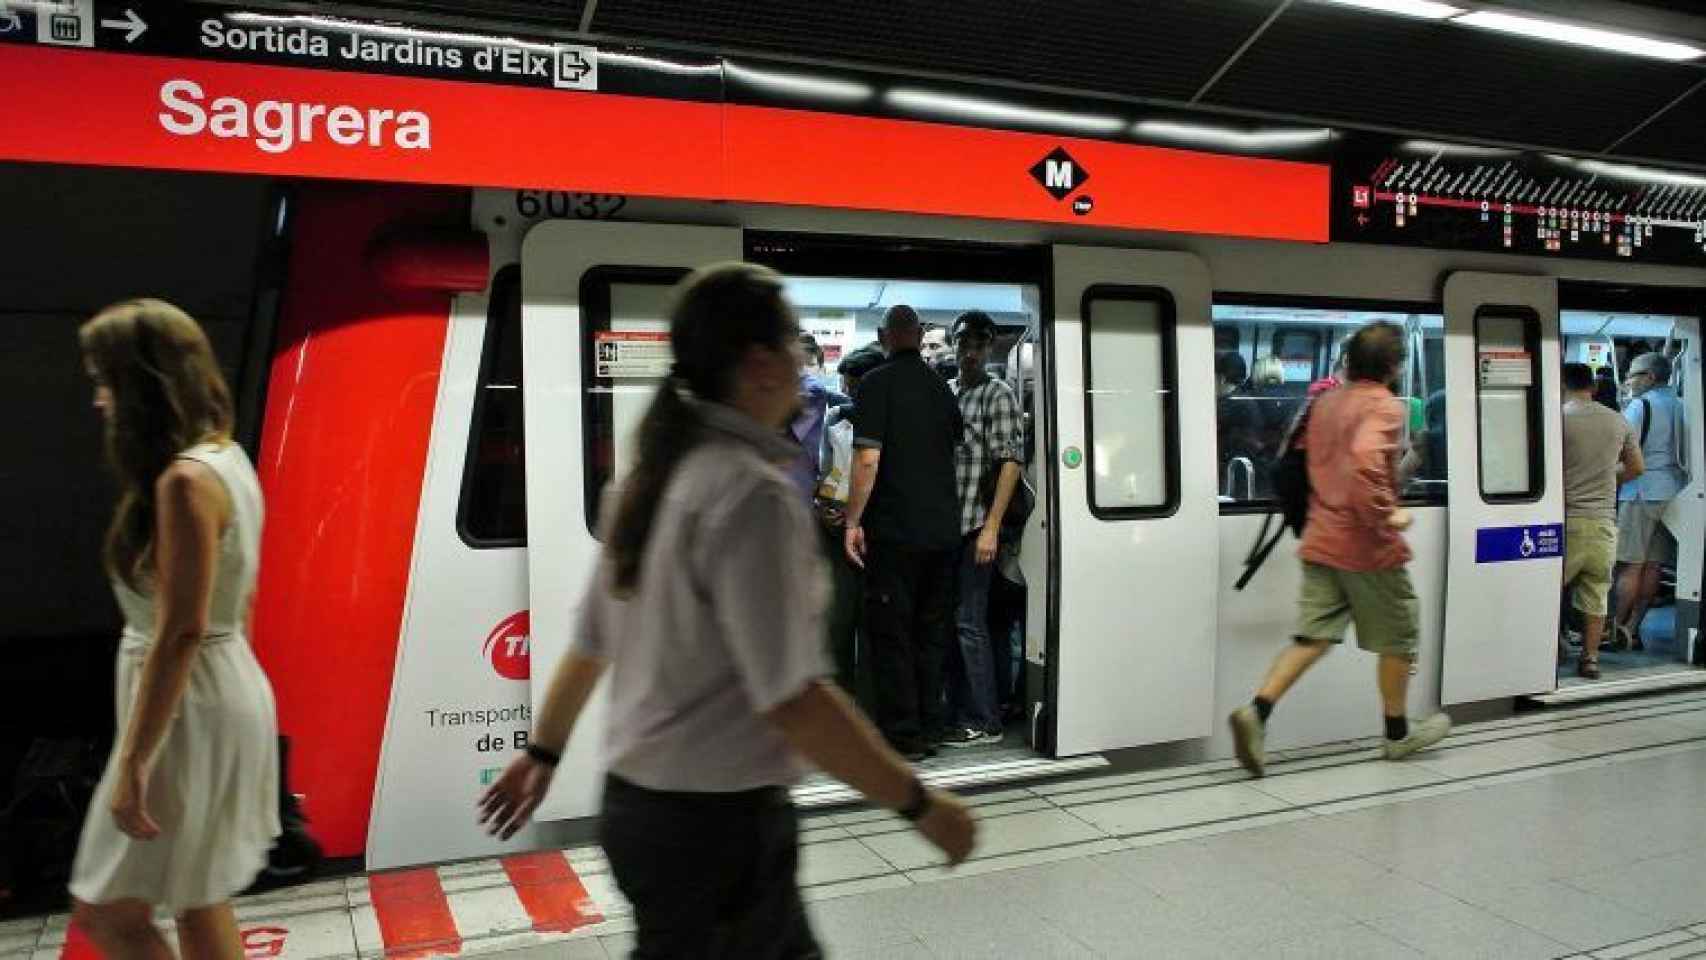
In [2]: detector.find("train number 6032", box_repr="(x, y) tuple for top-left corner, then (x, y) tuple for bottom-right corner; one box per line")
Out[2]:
(514, 191), (627, 220)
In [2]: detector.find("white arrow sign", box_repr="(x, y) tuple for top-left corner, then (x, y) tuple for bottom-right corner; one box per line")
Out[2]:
(99, 7), (145, 43)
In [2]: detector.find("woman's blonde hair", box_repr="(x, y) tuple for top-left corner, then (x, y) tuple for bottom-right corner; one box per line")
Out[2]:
(1252, 356), (1286, 387)
(79, 299), (233, 589)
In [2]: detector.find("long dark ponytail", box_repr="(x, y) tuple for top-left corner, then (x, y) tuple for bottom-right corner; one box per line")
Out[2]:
(606, 262), (797, 594)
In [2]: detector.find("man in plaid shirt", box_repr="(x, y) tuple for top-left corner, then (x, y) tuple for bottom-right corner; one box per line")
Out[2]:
(941, 311), (1025, 747)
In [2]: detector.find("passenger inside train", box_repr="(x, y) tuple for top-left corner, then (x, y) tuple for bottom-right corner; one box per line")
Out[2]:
(1559, 321), (1695, 686)
(572, 275), (1043, 764)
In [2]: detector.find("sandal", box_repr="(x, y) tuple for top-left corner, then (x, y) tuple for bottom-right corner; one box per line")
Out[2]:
(1577, 657), (1601, 680)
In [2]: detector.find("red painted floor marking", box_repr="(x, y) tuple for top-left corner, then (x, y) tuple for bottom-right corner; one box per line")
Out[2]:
(368, 868), (462, 958)
(242, 926), (290, 959)
(499, 851), (604, 934)
(59, 921), (102, 960)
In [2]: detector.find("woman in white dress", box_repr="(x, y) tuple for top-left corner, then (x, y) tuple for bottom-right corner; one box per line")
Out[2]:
(69, 299), (280, 960)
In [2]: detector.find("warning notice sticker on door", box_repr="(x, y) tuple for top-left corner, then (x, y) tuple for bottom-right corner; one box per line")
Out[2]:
(1474, 523), (1562, 563)
(1478, 350), (1533, 388)
(594, 331), (671, 378)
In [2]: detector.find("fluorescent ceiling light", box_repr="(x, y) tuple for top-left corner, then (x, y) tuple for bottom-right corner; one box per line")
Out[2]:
(1135, 120), (1331, 149)
(1314, 0), (1463, 20)
(1454, 11), (1704, 61)
(599, 51), (720, 76)
(1399, 139), (1517, 158)
(1571, 158), (1706, 189)
(885, 89), (1125, 135)
(726, 64), (873, 102)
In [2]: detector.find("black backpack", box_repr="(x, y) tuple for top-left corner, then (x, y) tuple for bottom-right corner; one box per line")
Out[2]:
(1235, 398), (1315, 591)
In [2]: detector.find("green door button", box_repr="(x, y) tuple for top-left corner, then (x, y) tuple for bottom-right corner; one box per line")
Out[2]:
(1063, 446), (1083, 469)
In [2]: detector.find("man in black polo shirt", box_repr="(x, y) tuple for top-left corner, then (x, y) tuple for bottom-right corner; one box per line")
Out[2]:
(845, 305), (963, 760)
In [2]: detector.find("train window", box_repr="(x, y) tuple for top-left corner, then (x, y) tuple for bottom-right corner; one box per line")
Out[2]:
(1271, 329), (1321, 382)
(1475, 307), (1544, 501)
(1405, 322), (1448, 504)
(583, 267), (687, 536)
(1083, 287), (1179, 518)
(458, 265), (527, 547)
(1212, 300), (1445, 509)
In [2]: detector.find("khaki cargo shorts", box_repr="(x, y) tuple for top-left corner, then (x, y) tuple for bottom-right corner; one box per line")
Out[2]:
(1564, 516), (1617, 616)
(1296, 562), (1419, 659)
(1616, 500), (1676, 565)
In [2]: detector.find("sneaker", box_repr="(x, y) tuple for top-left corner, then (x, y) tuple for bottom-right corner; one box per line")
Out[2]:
(1228, 706), (1266, 778)
(939, 727), (995, 749)
(1382, 713), (1451, 762)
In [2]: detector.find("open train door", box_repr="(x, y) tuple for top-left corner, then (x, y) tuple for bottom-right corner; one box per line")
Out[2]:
(1046, 246), (1218, 755)
(521, 220), (742, 819)
(1440, 272), (1563, 704)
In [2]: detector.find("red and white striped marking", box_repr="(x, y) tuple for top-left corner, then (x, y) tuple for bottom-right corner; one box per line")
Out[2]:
(18, 849), (618, 960)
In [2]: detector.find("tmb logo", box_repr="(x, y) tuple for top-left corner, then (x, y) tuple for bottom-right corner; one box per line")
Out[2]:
(1030, 147), (1090, 201)
(483, 611), (531, 681)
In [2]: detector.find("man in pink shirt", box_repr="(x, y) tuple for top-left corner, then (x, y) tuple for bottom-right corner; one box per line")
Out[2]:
(1229, 322), (1452, 777)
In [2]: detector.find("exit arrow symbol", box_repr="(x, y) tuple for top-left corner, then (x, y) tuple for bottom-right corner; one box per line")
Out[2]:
(100, 7), (146, 43)
(558, 50), (590, 80)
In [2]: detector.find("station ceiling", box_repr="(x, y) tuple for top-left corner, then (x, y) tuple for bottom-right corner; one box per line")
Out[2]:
(240, 0), (1706, 169)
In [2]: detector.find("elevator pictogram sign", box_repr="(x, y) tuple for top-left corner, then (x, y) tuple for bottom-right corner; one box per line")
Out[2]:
(1030, 147), (1089, 201)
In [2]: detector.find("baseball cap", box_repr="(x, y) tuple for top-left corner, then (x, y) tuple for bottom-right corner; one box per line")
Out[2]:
(952, 310), (997, 342)
(1630, 352), (1671, 381)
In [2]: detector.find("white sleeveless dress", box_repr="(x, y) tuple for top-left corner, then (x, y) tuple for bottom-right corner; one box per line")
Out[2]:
(68, 442), (281, 911)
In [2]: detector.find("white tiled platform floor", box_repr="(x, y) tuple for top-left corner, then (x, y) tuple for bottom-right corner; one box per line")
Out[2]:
(6, 688), (1705, 959)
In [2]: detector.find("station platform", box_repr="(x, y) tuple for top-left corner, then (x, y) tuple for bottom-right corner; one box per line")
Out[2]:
(5, 688), (1704, 960)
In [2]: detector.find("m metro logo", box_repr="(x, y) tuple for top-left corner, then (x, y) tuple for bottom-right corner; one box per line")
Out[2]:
(1030, 146), (1089, 201)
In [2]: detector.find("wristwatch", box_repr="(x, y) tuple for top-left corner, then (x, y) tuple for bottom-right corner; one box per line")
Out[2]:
(898, 777), (932, 822)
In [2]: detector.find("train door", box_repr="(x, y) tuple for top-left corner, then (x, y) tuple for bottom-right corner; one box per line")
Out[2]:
(1047, 246), (1218, 755)
(520, 220), (743, 820)
(1440, 272), (1564, 704)
(1559, 304), (1706, 687)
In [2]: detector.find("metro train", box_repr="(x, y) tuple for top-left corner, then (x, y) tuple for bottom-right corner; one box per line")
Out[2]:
(335, 190), (1706, 869)
(3, 33), (1705, 875)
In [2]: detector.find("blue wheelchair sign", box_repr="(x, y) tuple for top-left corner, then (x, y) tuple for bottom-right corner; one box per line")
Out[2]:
(1475, 523), (1563, 563)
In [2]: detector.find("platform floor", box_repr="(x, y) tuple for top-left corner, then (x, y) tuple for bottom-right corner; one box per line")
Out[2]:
(5, 689), (1705, 960)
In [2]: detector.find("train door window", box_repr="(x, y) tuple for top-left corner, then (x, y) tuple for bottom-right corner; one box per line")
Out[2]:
(458, 265), (526, 546)
(1212, 301), (1445, 508)
(1475, 308), (1544, 501)
(1084, 288), (1178, 517)
(1404, 315), (1448, 503)
(1271, 328), (1321, 384)
(582, 268), (684, 533)
(579, 270), (1041, 534)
